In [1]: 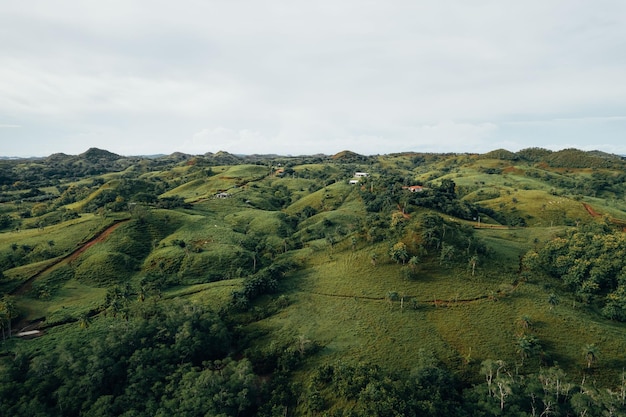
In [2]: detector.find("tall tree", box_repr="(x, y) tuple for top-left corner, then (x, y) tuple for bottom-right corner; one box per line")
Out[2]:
(583, 344), (598, 369)
(0, 296), (17, 339)
(389, 242), (409, 264)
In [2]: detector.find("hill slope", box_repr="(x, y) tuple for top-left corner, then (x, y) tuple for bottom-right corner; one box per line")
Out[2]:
(1, 148), (626, 415)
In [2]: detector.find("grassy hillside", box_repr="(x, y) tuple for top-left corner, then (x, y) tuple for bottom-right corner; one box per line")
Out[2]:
(2, 148), (626, 416)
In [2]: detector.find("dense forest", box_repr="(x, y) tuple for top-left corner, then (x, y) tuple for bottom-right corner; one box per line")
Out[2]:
(1, 147), (626, 416)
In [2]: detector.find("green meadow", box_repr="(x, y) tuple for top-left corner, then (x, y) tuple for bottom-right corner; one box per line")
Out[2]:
(2, 147), (626, 415)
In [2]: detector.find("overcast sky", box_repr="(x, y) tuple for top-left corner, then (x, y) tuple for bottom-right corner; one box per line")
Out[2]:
(1, 1), (625, 157)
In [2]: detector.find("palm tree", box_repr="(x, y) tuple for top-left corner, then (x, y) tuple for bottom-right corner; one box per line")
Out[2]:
(408, 255), (420, 272)
(439, 243), (455, 267)
(386, 291), (399, 309)
(297, 334), (311, 356)
(517, 315), (532, 330)
(389, 242), (408, 264)
(0, 296), (17, 339)
(251, 250), (259, 272)
(78, 313), (91, 329)
(548, 293), (559, 310)
(468, 255), (479, 276)
(516, 334), (540, 365)
(137, 285), (146, 302)
(583, 344), (598, 369)
(0, 310), (7, 341)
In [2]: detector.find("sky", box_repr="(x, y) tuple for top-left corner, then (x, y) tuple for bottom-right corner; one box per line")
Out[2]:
(1, 0), (626, 157)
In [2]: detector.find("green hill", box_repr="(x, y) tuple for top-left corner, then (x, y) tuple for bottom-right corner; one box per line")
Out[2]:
(1, 148), (626, 416)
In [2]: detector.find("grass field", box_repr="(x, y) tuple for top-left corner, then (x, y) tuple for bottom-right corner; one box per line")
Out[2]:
(4, 149), (626, 406)
(248, 229), (626, 387)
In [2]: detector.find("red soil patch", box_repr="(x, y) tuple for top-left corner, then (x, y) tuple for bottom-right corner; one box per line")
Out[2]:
(582, 203), (626, 230)
(502, 166), (524, 175)
(582, 203), (600, 217)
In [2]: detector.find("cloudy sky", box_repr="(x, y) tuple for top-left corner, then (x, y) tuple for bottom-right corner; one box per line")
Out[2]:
(1, 1), (625, 157)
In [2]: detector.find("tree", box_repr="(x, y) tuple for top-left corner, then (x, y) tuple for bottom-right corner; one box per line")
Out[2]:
(78, 313), (91, 329)
(370, 252), (378, 266)
(297, 334), (311, 356)
(0, 296), (17, 340)
(583, 344), (598, 369)
(408, 255), (420, 272)
(468, 254), (479, 276)
(538, 366), (569, 401)
(516, 315), (532, 331)
(389, 242), (409, 264)
(521, 250), (540, 273)
(516, 334), (541, 365)
(421, 213), (444, 249)
(386, 291), (399, 309)
(439, 243), (455, 267)
(548, 293), (559, 310)
(439, 178), (456, 196)
(104, 284), (131, 318)
(480, 359), (499, 396)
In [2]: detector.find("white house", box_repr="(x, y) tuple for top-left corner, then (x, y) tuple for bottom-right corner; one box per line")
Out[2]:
(403, 185), (424, 193)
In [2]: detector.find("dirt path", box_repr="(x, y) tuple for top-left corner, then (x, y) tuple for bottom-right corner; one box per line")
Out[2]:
(583, 203), (600, 217)
(11, 219), (129, 296)
(308, 290), (501, 306)
(582, 203), (626, 229)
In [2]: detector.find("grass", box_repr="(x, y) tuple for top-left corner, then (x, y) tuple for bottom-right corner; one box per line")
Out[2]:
(4, 151), (626, 397)
(249, 230), (626, 387)
(0, 213), (103, 247)
(14, 277), (107, 326)
(225, 209), (287, 236)
(64, 180), (120, 211)
(0, 214), (120, 289)
(160, 165), (270, 202)
(476, 226), (567, 263)
(286, 182), (357, 215)
(2, 258), (61, 286)
(162, 278), (243, 308)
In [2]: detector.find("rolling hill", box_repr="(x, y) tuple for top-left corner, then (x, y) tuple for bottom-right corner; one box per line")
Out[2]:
(1, 148), (626, 416)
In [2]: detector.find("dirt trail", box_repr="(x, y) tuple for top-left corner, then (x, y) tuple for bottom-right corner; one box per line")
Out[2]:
(11, 219), (129, 296)
(308, 290), (502, 306)
(583, 203), (600, 217)
(582, 203), (626, 229)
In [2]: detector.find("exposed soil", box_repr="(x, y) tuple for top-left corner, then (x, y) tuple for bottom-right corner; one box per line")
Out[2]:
(582, 203), (626, 230)
(583, 203), (600, 217)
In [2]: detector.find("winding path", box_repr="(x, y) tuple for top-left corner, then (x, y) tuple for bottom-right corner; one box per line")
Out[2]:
(582, 202), (626, 229)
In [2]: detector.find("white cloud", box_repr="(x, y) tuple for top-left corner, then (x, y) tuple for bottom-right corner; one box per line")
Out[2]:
(187, 128), (270, 154)
(1, 0), (625, 156)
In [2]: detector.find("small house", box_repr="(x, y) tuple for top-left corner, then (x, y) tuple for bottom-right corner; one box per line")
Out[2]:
(403, 185), (424, 193)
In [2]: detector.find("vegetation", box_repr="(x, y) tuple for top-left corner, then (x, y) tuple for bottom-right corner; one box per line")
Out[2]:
(1, 147), (626, 416)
